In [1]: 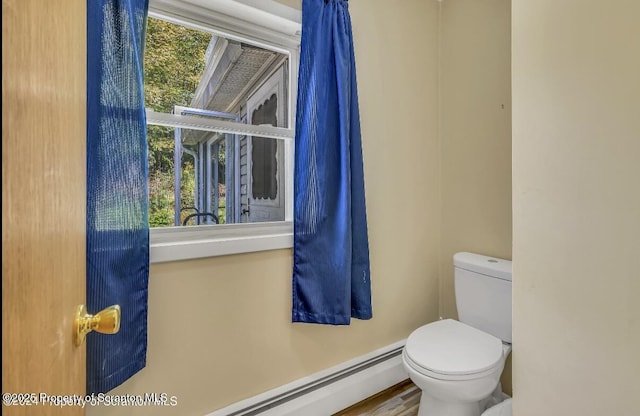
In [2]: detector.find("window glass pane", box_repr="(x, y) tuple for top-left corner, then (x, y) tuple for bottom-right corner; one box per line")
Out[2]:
(148, 125), (242, 227)
(145, 17), (290, 228)
(145, 17), (288, 114)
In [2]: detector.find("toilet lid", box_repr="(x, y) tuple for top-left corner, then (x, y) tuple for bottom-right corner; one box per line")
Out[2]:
(405, 319), (503, 376)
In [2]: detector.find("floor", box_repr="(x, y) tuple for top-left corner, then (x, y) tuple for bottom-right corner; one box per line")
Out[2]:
(333, 379), (420, 416)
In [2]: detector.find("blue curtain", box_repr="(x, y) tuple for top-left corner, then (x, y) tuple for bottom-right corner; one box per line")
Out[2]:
(292, 0), (371, 325)
(86, 0), (150, 393)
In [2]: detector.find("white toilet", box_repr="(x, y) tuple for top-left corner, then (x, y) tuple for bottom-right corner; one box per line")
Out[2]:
(402, 252), (512, 416)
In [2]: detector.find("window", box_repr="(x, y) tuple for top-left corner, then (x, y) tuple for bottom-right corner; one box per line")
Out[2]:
(146, 0), (300, 263)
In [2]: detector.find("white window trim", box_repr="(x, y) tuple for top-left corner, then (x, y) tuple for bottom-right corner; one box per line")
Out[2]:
(149, 0), (301, 47)
(150, 222), (293, 263)
(147, 0), (300, 263)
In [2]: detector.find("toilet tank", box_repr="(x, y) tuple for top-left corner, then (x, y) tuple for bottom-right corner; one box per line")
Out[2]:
(454, 252), (512, 343)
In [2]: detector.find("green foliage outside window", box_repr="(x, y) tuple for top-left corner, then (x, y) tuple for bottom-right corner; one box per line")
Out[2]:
(144, 18), (212, 227)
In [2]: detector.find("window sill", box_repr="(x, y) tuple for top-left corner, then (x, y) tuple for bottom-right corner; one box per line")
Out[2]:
(150, 222), (293, 263)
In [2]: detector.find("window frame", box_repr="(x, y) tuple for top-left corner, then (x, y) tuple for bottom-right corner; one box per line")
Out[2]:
(147, 0), (300, 263)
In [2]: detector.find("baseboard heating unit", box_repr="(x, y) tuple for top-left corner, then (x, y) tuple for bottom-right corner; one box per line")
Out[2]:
(205, 340), (408, 416)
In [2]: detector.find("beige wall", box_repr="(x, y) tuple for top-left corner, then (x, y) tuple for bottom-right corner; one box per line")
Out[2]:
(272, 0), (299, 9)
(512, 0), (640, 415)
(439, 0), (512, 319)
(89, 1), (442, 415)
(439, 0), (512, 393)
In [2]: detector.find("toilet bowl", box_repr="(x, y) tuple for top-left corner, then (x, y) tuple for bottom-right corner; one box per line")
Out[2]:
(403, 251), (513, 416)
(482, 398), (512, 416)
(403, 319), (511, 416)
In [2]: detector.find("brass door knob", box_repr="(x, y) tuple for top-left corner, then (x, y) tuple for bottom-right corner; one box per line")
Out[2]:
(73, 304), (121, 347)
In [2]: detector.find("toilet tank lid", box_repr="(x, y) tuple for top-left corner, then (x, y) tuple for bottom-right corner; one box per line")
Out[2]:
(454, 252), (512, 281)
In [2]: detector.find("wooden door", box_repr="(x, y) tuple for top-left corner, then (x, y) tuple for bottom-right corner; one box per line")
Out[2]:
(2, 1), (87, 415)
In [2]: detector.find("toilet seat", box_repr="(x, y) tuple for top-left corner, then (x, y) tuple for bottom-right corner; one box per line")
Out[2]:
(404, 319), (504, 381)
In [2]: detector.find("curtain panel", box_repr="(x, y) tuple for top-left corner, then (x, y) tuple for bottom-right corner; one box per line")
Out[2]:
(86, 0), (150, 393)
(293, 0), (372, 325)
